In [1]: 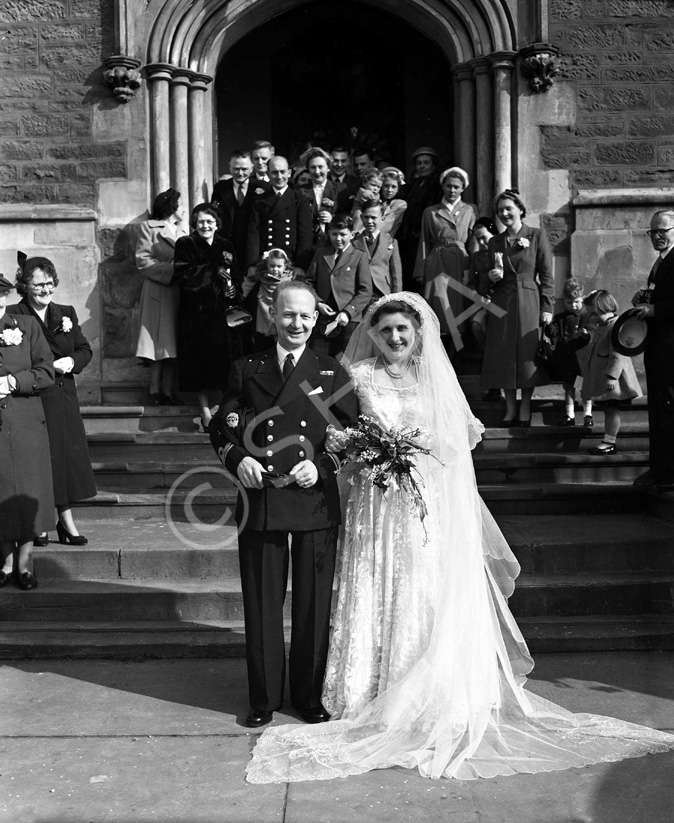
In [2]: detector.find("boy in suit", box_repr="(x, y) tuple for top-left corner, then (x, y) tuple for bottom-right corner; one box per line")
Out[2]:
(209, 280), (358, 727)
(352, 199), (402, 301)
(305, 214), (373, 357)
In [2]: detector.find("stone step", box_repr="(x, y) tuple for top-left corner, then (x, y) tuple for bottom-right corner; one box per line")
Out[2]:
(3, 571), (672, 624)
(31, 513), (674, 580)
(73, 488), (237, 520)
(2, 615), (674, 659)
(473, 424), (649, 454)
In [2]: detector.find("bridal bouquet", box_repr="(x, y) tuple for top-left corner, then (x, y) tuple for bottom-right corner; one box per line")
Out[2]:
(339, 415), (439, 523)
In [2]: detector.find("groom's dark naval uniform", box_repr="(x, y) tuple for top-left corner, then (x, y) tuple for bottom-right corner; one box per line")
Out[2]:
(210, 345), (357, 714)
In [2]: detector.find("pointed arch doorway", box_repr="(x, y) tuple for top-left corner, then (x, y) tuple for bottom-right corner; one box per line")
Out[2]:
(214, 0), (452, 174)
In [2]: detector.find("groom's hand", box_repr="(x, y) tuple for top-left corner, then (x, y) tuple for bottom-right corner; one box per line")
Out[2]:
(289, 460), (318, 489)
(237, 456), (265, 489)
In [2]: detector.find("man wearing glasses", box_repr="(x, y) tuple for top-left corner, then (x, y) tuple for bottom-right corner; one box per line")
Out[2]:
(632, 209), (674, 488)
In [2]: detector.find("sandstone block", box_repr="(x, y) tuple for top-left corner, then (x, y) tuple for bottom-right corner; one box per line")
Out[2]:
(59, 183), (96, 206)
(0, 56), (26, 71)
(567, 25), (624, 50)
(579, 86), (650, 113)
(0, 165), (17, 184)
(0, 184), (58, 203)
(624, 167), (674, 185)
(41, 43), (99, 69)
(48, 143), (124, 160)
(582, 0), (610, 17)
(0, 75), (52, 99)
(550, 0), (582, 19)
(653, 85), (674, 111)
(541, 148), (591, 169)
(70, 0), (104, 18)
(540, 125), (587, 147)
(41, 24), (86, 42)
(602, 64), (674, 82)
(22, 113), (70, 137)
(70, 113), (92, 139)
(78, 159), (126, 180)
(559, 54), (601, 81)
(0, 0), (65, 22)
(609, 0), (673, 17)
(628, 115), (674, 138)
(0, 140), (44, 161)
(571, 169), (624, 188)
(576, 122), (626, 138)
(0, 121), (19, 137)
(34, 221), (96, 246)
(601, 51), (642, 65)
(657, 145), (674, 164)
(595, 141), (655, 165)
(0, 99), (48, 113)
(22, 163), (78, 182)
(644, 28), (674, 51)
(1, 28), (38, 54)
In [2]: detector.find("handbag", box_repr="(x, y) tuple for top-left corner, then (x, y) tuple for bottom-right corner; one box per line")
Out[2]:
(535, 326), (556, 367)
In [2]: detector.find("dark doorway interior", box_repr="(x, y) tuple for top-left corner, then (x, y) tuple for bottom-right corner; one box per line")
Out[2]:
(214, 0), (452, 177)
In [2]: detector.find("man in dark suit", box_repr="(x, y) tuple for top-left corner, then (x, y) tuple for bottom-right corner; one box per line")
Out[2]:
(211, 150), (269, 268)
(251, 139), (274, 183)
(246, 155), (313, 273)
(352, 199), (402, 300)
(305, 214), (373, 357)
(632, 209), (674, 488)
(329, 145), (360, 213)
(210, 280), (358, 727)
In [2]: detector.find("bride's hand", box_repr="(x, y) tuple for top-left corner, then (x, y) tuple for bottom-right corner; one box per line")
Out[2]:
(325, 425), (349, 452)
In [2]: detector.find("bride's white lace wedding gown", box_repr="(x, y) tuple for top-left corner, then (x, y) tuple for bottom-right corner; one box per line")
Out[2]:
(246, 295), (674, 784)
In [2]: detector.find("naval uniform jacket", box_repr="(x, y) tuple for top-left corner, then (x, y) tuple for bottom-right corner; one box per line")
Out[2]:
(246, 187), (313, 270)
(210, 346), (357, 532)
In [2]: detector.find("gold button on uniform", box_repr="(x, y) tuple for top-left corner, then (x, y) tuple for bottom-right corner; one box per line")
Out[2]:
(267, 465), (274, 471)
(266, 450), (273, 457)
(299, 435), (305, 442)
(298, 450), (305, 458)
(300, 420), (306, 427)
(267, 434), (273, 441)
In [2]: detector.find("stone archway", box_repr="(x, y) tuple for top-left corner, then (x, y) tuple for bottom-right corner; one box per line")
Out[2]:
(143, 0), (518, 213)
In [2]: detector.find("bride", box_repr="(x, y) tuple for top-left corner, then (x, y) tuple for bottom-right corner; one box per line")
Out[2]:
(246, 292), (674, 783)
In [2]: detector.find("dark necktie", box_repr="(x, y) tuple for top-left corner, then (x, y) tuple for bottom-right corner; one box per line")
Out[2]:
(282, 353), (295, 380)
(335, 249), (343, 266)
(236, 184), (244, 206)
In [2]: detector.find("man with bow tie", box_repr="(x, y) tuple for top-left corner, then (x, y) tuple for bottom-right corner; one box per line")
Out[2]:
(352, 199), (402, 302)
(246, 156), (313, 274)
(210, 280), (357, 728)
(632, 209), (674, 489)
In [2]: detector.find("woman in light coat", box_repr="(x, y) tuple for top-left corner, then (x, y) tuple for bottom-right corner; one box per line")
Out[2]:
(135, 188), (187, 405)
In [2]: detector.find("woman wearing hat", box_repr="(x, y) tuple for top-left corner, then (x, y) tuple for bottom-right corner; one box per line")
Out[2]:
(398, 147), (443, 287)
(10, 254), (97, 547)
(135, 188), (187, 405)
(0, 273), (54, 589)
(413, 166), (477, 350)
(480, 189), (555, 426)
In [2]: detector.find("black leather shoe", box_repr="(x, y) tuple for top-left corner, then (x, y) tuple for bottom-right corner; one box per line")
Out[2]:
(501, 417), (517, 428)
(300, 705), (330, 724)
(588, 442), (616, 455)
(17, 570), (38, 590)
(558, 415), (575, 427)
(245, 708), (274, 728)
(33, 533), (49, 547)
(516, 417), (531, 428)
(583, 415), (594, 428)
(0, 570), (13, 588)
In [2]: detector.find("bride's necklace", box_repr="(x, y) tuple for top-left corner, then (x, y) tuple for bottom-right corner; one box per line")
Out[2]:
(382, 356), (413, 380)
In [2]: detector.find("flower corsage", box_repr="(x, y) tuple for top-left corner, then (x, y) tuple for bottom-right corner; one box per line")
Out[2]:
(57, 316), (73, 333)
(0, 325), (23, 346)
(516, 237), (530, 249)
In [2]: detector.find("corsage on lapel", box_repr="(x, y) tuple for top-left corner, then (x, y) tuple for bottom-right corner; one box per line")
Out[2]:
(56, 316), (73, 334)
(516, 237), (530, 249)
(0, 317), (22, 346)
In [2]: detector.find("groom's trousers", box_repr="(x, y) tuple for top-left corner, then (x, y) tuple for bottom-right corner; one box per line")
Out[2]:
(238, 526), (338, 712)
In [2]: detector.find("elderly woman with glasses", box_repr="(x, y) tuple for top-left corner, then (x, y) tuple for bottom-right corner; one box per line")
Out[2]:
(1, 273), (54, 590)
(9, 254), (97, 547)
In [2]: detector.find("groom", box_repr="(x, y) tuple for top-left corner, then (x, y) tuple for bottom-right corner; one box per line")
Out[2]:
(210, 280), (357, 727)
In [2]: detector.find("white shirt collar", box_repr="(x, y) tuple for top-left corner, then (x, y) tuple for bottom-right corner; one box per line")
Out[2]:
(276, 342), (306, 367)
(273, 185), (288, 196)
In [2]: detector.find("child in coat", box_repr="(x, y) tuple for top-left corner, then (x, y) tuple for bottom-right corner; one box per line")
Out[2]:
(580, 289), (642, 455)
(549, 279), (594, 427)
(242, 248), (294, 351)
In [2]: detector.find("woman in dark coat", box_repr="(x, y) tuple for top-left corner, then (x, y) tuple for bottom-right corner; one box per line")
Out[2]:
(0, 274), (54, 590)
(480, 189), (554, 426)
(174, 203), (247, 430)
(9, 254), (96, 546)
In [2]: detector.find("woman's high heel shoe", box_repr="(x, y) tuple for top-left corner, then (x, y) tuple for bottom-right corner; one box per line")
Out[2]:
(57, 521), (88, 546)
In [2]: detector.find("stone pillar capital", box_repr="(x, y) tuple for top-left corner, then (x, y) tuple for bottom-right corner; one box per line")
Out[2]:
(451, 63), (474, 82)
(190, 73), (213, 92)
(518, 42), (561, 93)
(171, 68), (194, 87)
(145, 62), (175, 82)
(103, 55), (142, 103)
(469, 57), (490, 76)
(488, 51), (517, 72)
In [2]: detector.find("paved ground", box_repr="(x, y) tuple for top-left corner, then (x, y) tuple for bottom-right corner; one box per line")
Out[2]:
(2, 652), (674, 823)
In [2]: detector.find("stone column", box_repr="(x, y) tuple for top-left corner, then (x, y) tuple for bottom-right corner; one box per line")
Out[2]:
(145, 63), (174, 196)
(471, 57), (493, 215)
(170, 68), (193, 203)
(189, 73), (214, 211)
(451, 63), (476, 198)
(489, 52), (516, 197)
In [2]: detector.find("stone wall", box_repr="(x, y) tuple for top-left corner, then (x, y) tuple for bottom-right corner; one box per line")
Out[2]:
(548, 0), (674, 191)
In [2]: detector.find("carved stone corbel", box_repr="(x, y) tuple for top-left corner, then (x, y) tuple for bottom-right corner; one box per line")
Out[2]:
(519, 43), (560, 93)
(103, 55), (142, 103)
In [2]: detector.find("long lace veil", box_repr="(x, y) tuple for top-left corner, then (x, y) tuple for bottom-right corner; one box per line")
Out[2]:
(246, 292), (674, 783)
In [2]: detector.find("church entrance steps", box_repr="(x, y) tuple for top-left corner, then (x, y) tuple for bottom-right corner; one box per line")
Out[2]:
(82, 406), (204, 435)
